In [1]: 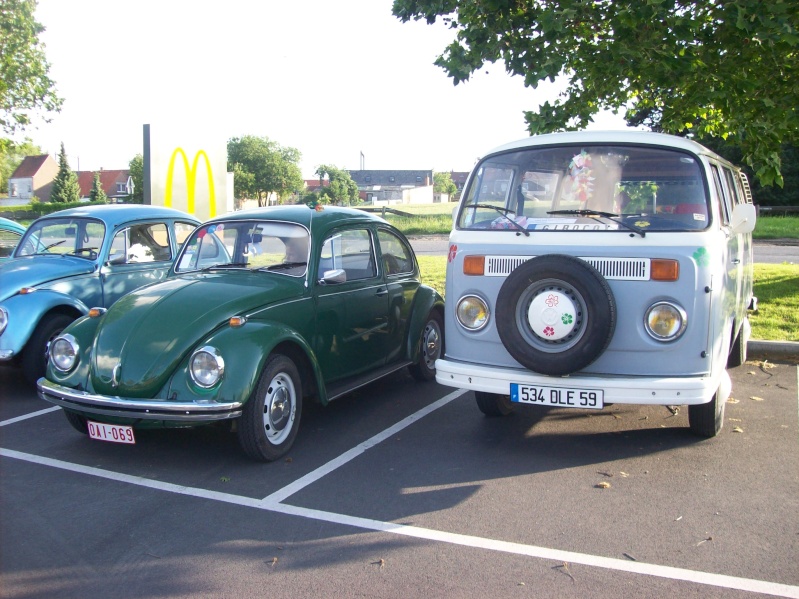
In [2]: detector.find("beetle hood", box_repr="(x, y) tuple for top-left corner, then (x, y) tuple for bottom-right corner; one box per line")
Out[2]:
(0, 256), (96, 303)
(89, 273), (304, 397)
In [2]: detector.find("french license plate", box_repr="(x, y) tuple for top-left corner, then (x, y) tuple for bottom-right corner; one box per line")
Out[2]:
(87, 420), (136, 444)
(510, 383), (604, 410)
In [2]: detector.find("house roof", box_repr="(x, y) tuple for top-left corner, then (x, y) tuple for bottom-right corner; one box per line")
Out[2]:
(76, 170), (130, 197)
(347, 170), (433, 187)
(450, 171), (470, 185)
(10, 155), (54, 179)
(304, 179), (329, 189)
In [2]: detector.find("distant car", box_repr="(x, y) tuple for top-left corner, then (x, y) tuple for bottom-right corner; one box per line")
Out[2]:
(0, 204), (201, 384)
(0, 217), (27, 262)
(38, 205), (445, 462)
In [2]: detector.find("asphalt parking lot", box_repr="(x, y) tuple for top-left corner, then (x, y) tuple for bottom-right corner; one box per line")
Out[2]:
(1, 357), (797, 599)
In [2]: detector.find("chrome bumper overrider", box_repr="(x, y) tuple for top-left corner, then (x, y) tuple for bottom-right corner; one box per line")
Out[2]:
(37, 378), (243, 422)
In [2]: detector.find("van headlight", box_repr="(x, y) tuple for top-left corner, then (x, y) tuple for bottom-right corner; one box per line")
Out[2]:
(190, 346), (225, 388)
(645, 302), (687, 341)
(456, 295), (490, 331)
(50, 334), (79, 372)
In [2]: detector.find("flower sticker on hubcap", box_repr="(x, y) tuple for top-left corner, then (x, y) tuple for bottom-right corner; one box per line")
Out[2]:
(528, 290), (578, 341)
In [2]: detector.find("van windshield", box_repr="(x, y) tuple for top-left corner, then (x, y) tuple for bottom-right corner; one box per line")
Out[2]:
(458, 145), (710, 233)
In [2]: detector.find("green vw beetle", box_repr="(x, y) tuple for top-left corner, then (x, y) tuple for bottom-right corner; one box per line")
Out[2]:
(38, 205), (444, 461)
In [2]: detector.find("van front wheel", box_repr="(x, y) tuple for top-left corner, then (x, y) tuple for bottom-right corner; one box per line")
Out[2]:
(475, 392), (514, 417)
(688, 389), (725, 437)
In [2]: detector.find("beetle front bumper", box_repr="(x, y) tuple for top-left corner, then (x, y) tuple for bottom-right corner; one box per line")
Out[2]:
(37, 378), (243, 422)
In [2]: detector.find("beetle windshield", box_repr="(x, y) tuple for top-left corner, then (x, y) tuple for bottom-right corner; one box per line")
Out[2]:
(458, 145), (710, 233)
(175, 220), (309, 276)
(15, 217), (105, 259)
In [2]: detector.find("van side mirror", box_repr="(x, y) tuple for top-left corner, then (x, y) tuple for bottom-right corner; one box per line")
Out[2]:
(730, 203), (757, 235)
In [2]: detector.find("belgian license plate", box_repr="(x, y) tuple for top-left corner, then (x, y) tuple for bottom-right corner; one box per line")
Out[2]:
(87, 420), (136, 444)
(510, 383), (604, 410)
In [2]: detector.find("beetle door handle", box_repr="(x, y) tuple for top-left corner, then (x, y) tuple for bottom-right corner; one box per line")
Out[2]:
(375, 287), (388, 297)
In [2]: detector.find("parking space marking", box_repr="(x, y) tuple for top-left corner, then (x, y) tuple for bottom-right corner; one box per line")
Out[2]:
(2, 396), (799, 598)
(0, 406), (59, 427)
(3, 446), (798, 598)
(263, 389), (467, 503)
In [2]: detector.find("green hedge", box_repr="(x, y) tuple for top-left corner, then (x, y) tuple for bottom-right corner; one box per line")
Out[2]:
(0, 200), (109, 220)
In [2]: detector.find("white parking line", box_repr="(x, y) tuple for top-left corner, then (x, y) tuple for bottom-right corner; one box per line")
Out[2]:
(0, 406), (60, 427)
(263, 389), (467, 503)
(2, 399), (799, 598)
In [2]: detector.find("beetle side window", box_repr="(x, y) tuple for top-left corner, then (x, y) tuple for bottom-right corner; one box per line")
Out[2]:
(377, 229), (414, 276)
(319, 229), (376, 282)
(110, 223), (171, 264)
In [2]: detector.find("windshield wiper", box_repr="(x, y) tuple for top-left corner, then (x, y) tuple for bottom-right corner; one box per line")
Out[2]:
(547, 209), (646, 238)
(35, 240), (66, 254)
(263, 261), (307, 271)
(200, 262), (250, 271)
(469, 204), (530, 237)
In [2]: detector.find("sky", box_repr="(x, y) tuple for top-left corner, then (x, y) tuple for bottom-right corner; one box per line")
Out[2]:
(27, 0), (629, 179)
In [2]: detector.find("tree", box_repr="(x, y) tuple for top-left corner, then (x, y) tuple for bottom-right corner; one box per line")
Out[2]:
(127, 154), (143, 203)
(433, 171), (457, 197)
(0, 137), (41, 191)
(392, 0), (798, 186)
(89, 172), (107, 203)
(49, 142), (80, 203)
(0, 0), (63, 143)
(315, 165), (360, 206)
(227, 135), (304, 206)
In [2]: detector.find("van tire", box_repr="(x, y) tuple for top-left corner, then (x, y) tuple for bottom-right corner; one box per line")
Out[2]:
(688, 388), (725, 437)
(475, 392), (514, 417)
(727, 317), (749, 369)
(496, 255), (616, 376)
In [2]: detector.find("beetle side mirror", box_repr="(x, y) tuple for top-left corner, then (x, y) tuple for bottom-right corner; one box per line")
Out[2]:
(730, 203), (757, 235)
(320, 269), (347, 284)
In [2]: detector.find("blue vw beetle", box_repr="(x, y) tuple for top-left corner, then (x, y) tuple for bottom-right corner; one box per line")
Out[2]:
(0, 204), (200, 384)
(0, 216), (27, 262)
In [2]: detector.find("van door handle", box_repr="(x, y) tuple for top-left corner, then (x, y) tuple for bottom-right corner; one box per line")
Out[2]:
(731, 259), (741, 264)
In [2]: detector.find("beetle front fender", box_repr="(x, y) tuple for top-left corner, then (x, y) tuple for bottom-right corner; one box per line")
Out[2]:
(0, 291), (88, 357)
(166, 320), (328, 407)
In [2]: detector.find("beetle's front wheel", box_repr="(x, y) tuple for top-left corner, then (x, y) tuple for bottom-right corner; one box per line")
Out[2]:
(238, 354), (302, 462)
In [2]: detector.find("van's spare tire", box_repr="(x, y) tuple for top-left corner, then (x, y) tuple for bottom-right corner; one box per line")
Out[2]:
(496, 255), (616, 376)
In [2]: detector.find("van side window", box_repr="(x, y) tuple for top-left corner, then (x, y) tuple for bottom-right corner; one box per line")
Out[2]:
(710, 164), (731, 226)
(722, 167), (742, 206)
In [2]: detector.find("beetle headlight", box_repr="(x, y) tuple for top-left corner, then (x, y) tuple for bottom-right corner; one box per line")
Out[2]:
(645, 302), (687, 341)
(49, 334), (79, 372)
(456, 295), (490, 331)
(0, 307), (7, 336)
(190, 346), (225, 388)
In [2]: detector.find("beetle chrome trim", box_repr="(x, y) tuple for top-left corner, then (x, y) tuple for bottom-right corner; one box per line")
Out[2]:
(37, 378), (243, 422)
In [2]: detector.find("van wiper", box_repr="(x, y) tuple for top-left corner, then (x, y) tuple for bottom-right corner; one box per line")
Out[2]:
(470, 204), (530, 237)
(547, 209), (646, 238)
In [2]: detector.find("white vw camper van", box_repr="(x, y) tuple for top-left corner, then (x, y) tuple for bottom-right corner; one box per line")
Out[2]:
(437, 131), (757, 437)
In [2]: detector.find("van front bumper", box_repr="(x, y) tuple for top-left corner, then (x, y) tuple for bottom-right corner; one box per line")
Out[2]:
(435, 359), (728, 406)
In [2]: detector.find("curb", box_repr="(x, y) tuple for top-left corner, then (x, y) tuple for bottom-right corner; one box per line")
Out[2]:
(747, 340), (799, 361)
